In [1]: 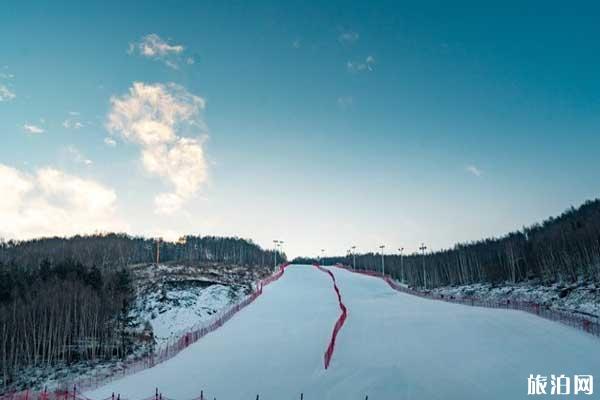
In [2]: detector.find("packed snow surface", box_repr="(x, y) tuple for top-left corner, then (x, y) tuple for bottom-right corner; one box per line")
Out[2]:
(87, 265), (600, 400)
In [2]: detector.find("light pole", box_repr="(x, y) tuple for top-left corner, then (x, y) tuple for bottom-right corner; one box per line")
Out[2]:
(398, 247), (404, 282)
(351, 245), (356, 270)
(379, 245), (385, 276)
(273, 239), (279, 270)
(419, 243), (427, 288)
(279, 240), (285, 262)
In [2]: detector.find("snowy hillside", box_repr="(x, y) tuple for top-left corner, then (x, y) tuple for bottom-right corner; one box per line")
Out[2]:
(86, 264), (600, 400)
(8, 263), (269, 392)
(428, 280), (600, 321)
(129, 263), (257, 346)
(136, 284), (240, 346)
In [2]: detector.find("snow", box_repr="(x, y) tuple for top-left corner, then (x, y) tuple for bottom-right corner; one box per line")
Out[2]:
(7, 265), (250, 392)
(86, 264), (600, 400)
(129, 263), (257, 348)
(136, 283), (242, 346)
(428, 281), (600, 320)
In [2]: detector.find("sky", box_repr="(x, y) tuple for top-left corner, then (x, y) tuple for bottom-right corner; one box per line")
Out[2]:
(1, 1), (600, 259)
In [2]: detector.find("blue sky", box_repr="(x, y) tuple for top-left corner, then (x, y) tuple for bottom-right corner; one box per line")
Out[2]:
(1, 1), (600, 258)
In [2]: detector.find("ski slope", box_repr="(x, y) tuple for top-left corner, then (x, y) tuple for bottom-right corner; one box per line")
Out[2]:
(87, 264), (600, 399)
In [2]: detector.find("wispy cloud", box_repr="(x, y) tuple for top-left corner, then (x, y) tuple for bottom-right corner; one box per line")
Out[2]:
(292, 38), (302, 49)
(347, 55), (375, 73)
(128, 34), (191, 69)
(466, 165), (483, 177)
(0, 85), (15, 102)
(62, 112), (85, 129)
(0, 67), (16, 101)
(338, 30), (359, 45)
(64, 121), (84, 129)
(65, 145), (93, 165)
(106, 82), (208, 215)
(23, 124), (44, 134)
(103, 137), (117, 147)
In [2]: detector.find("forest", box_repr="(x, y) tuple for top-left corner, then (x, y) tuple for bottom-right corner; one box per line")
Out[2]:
(0, 234), (283, 390)
(298, 199), (600, 289)
(0, 234), (284, 271)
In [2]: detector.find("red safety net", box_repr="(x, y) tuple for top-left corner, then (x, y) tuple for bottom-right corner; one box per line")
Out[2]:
(313, 264), (348, 370)
(1, 264), (292, 399)
(334, 264), (600, 338)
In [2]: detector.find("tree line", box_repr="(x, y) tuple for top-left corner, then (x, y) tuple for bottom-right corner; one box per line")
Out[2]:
(0, 233), (285, 271)
(0, 234), (283, 390)
(299, 199), (600, 288)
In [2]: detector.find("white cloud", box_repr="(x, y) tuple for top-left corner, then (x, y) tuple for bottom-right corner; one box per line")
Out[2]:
(65, 145), (93, 165)
(104, 137), (117, 147)
(347, 55), (376, 73)
(62, 119), (85, 129)
(139, 34), (183, 57)
(0, 164), (127, 239)
(107, 82), (208, 215)
(0, 85), (15, 102)
(466, 165), (483, 177)
(338, 31), (359, 44)
(292, 38), (301, 49)
(23, 124), (44, 134)
(61, 110), (86, 129)
(129, 34), (188, 69)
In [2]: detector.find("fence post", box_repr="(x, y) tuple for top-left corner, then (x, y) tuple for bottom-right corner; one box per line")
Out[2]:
(256, 395), (259, 400)
(300, 394), (303, 400)
(155, 388), (158, 400)
(200, 390), (203, 400)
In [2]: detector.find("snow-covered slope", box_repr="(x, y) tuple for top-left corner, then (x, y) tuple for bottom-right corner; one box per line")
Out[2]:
(87, 264), (600, 400)
(428, 281), (600, 320)
(130, 263), (258, 347)
(86, 265), (339, 399)
(135, 282), (243, 346)
(8, 264), (257, 392)
(325, 266), (600, 399)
